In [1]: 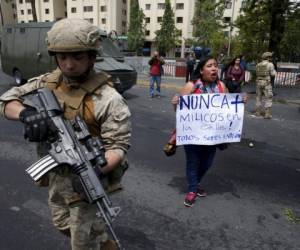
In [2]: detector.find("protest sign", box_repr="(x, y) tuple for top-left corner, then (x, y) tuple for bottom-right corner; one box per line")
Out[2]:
(176, 93), (244, 145)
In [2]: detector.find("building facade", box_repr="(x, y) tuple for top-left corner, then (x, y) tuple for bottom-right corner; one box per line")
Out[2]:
(16, 0), (66, 23)
(66, 0), (128, 35)
(0, 0), (17, 26)
(11, 0), (127, 35)
(137, 0), (246, 56)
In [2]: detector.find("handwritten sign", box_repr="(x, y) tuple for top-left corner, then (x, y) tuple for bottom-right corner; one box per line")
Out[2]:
(176, 93), (244, 145)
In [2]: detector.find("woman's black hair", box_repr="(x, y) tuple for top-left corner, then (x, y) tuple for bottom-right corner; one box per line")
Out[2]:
(229, 56), (240, 66)
(191, 55), (217, 81)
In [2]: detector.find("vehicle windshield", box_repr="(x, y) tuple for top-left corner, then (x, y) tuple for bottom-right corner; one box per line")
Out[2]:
(99, 36), (123, 58)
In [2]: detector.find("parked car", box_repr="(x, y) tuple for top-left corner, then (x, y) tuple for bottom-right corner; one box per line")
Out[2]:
(1, 22), (137, 93)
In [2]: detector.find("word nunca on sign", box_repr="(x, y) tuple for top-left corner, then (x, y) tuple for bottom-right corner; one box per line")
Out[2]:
(179, 94), (243, 113)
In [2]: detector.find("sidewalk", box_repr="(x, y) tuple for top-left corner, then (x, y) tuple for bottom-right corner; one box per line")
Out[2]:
(137, 74), (300, 105)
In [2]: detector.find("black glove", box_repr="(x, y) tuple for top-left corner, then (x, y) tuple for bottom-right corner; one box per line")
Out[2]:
(19, 107), (49, 142)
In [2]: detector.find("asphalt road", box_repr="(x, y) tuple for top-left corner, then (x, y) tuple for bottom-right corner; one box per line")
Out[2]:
(0, 72), (299, 250)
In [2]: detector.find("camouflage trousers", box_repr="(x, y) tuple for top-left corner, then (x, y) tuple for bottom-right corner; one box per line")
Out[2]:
(256, 80), (273, 109)
(48, 171), (108, 250)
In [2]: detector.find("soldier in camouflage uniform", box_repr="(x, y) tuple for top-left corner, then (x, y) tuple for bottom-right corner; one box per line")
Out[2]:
(255, 52), (277, 119)
(0, 19), (131, 250)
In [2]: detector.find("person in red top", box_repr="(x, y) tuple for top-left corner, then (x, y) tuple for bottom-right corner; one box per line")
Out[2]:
(148, 51), (165, 98)
(171, 55), (247, 207)
(225, 56), (245, 93)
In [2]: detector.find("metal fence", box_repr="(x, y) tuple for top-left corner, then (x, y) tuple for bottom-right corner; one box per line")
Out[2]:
(125, 57), (300, 86)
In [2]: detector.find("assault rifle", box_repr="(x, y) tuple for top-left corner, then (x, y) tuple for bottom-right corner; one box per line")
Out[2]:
(21, 88), (123, 250)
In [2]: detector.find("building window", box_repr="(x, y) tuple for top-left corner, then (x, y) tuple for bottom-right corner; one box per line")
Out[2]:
(157, 17), (162, 22)
(44, 0), (49, 2)
(19, 0), (23, 3)
(45, 9), (50, 14)
(157, 3), (165, 10)
(12, 3), (15, 9)
(145, 17), (150, 23)
(145, 30), (150, 36)
(122, 21), (126, 27)
(20, 27), (26, 33)
(224, 17), (231, 23)
(27, 9), (32, 14)
(20, 9), (24, 15)
(145, 4), (151, 10)
(85, 18), (93, 24)
(71, 7), (76, 13)
(101, 18), (106, 24)
(83, 6), (93, 12)
(45, 20), (50, 22)
(226, 1), (232, 9)
(122, 9), (126, 15)
(100, 6), (107, 12)
(176, 3), (184, 9)
(25, 0), (31, 3)
(176, 17), (183, 23)
(123, 0), (126, 4)
(6, 28), (12, 33)
(13, 13), (17, 19)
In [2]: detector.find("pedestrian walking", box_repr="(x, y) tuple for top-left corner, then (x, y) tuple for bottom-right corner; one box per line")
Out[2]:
(255, 52), (277, 119)
(239, 54), (247, 71)
(219, 55), (231, 81)
(186, 52), (196, 82)
(171, 55), (248, 207)
(225, 56), (245, 93)
(148, 51), (165, 98)
(0, 18), (131, 250)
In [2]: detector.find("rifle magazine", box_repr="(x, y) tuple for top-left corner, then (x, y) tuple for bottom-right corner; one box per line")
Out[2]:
(26, 154), (58, 181)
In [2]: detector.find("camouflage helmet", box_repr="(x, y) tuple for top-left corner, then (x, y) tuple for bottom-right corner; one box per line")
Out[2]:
(261, 52), (273, 60)
(46, 18), (101, 54)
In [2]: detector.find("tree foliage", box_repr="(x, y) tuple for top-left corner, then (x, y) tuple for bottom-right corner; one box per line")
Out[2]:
(235, 0), (300, 62)
(127, 0), (145, 53)
(279, 5), (300, 61)
(191, 0), (227, 56)
(155, 0), (180, 56)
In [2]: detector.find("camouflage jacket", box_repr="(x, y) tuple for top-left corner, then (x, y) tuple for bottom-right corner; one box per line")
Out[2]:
(256, 60), (276, 81)
(0, 69), (131, 155)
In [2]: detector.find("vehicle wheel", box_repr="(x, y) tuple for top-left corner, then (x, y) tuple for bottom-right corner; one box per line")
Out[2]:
(13, 69), (24, 86)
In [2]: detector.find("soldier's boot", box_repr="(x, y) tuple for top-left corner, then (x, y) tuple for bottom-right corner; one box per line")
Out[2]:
(255, 107), (262, 116)
(101, 239), (118, 250)
(264, 108), (272, 119)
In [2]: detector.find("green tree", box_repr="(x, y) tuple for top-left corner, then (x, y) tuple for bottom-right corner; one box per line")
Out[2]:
(155, 0), (179, 56)
(278, 5), (300, 61)
(127, 0), (145, 54)
(191, 0), (227, 56)
(236, 0), (299, 61)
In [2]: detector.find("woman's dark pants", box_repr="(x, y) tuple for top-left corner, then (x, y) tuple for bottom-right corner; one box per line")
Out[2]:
(184, 145), (217, 192)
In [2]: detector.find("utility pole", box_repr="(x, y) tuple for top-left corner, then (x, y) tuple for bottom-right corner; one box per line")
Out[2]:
(227, 0), (236, 57)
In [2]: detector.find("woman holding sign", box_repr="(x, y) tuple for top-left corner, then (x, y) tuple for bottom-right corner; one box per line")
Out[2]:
(172, 56), (246, 207)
